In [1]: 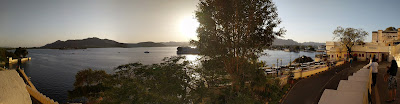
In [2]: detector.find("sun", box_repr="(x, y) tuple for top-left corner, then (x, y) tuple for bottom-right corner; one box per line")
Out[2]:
(180, 16), (199, 40)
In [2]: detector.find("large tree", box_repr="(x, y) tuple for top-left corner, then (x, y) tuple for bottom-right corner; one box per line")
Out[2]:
(192, 0), (285, 103)
(333, 26), (368, 59)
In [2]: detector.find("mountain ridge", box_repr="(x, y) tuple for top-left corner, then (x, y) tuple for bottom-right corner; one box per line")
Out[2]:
(272, 38), (325, 46)
(40, 37), (324, 49)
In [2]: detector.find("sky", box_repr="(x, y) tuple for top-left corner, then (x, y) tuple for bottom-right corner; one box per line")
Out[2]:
(1, 0), (400, 47)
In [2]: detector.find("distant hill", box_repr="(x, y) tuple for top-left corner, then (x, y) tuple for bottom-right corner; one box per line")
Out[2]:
(41, 37), (168, 49)
(41, 37), (126, 49)
(272, 38), (300, 45)
(301, 42), (325, 46)
(126, 42), (166, 47)
(160, 42), (190, 46)
(272, 38), (324, 46)
(41, 37), (324, 49)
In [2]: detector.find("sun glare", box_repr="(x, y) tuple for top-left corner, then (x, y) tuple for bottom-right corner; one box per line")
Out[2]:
(180, 16), (199, 40)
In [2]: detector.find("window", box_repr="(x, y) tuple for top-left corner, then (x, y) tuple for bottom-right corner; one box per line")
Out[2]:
(362, 54), (364, 57)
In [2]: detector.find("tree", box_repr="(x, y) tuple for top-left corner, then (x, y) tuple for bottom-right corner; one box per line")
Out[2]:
(385, 27), (397, 31)
(191, 0), (285, 103)
(333, 26), (368, 59)
(0, 48), (6, 66)
(68, 69), (110, 102)
(69, 56), (198, 104)
(293, 55), (313, 63)
(14, 47), (28, 58)
(102, 56), (196, 104)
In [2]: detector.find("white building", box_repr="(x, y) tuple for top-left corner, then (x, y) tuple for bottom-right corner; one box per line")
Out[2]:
(326, 28), (400, 62)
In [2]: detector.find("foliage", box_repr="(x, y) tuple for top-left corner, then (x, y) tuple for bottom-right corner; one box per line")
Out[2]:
(0, 48), (16, 68)
(385, 27), (397, 31)
(333, 26), (368, 58)
(308, 46), (315, 51)
(14, 47), (28, 58)
(0, 48), (6, 63)
(191, 0), (284, 103)
(68, 69), (110, 101)
(293, 55), (313, 63)
(0, 48), (6, 67)
(69, 56), (198, 104)
(101, 56), (196, 104)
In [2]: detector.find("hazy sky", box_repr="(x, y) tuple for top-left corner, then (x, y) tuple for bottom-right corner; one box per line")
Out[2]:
(1, 0), (400, 47)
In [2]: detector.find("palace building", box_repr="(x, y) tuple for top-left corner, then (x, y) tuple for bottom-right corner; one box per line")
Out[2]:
(326, 28), (400, 62)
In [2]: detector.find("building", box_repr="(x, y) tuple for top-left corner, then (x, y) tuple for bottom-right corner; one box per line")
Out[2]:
(326, 28), (400, 62)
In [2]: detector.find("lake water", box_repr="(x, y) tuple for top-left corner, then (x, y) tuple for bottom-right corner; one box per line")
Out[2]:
(19, 47), (318, 103)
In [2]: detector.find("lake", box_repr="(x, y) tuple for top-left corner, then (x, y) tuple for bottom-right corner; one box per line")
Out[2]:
(19, 47), (318, 103)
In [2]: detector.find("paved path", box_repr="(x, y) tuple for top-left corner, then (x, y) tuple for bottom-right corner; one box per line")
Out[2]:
(282, 61), (368, 104)
(373, 61), (400, 104)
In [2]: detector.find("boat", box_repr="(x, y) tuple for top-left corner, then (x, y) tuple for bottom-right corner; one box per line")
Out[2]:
(144, 51), (150, 53)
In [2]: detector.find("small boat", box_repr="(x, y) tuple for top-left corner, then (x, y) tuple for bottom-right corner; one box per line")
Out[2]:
(144, 51), (150, 53)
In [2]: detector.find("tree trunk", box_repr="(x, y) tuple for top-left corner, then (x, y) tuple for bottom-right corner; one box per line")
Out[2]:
(346, 46), (352, 59)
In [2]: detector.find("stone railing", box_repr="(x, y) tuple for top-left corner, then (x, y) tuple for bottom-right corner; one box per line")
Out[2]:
(318, 64), (372, 104)
(292, 61), (344, 80)
(26, 85), (59, 104)
(17, 69), (59, 104)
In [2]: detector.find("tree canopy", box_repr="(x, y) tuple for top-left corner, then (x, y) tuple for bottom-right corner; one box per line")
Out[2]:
(385, 27), (397, 31)
(333, 26), (368, 58)
(293, 55), (314, 63)
(69, 56), (198, 104)
(191, 0), (285, 103)
(14, 47), (28, 58)
(0, 48), (6, 66)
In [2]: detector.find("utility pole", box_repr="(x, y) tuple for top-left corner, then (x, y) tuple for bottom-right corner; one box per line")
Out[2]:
(277, 58), (279, 77)
(290, 54), (292, 66)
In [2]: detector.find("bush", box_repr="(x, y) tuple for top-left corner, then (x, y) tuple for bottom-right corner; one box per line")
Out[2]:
(293, 55), (314, 63)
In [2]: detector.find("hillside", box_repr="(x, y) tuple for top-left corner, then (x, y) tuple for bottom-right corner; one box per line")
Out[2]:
(41, 38), (167, 49)
(301, 42), (325, 46)
(160, 42), (190, 46)
(272, 38), (324, 46)
(41, 37), (125, 49)
(272, 39), (300, 45)
(40, 37), (324, 49)
(126, 42), (166, 47)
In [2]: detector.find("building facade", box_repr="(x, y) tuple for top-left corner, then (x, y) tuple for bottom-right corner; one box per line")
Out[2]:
(326, 28), (400, 62)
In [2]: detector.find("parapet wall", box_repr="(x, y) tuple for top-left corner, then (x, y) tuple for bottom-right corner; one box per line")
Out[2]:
(318, 64), (372, 104)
